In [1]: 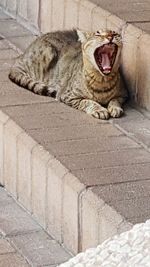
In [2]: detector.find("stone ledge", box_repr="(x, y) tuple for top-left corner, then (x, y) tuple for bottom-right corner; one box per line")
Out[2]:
(0, 109), (134, 254)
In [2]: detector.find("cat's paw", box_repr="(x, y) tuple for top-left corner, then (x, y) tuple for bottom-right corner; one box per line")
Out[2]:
(91, 107), (109, 120)
(46, 87), (57, 97)
(108, 105), (123, 118)
(33, 83), (48, 95)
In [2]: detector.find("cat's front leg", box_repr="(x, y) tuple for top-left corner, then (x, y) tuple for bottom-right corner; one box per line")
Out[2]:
(107, 98), (124, 118)
(78, 99), (109, 120)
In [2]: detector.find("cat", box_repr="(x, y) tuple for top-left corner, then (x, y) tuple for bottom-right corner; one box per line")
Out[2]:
(9, 29), (128, 119)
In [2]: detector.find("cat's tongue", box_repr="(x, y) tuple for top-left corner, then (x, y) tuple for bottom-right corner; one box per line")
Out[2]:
(101, 53), (111, 71)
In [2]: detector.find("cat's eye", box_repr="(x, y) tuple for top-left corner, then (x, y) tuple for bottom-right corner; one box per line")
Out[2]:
(95, 31), (101, 36)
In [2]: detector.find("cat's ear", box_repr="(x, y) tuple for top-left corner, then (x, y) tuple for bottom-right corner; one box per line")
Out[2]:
(77, 29), (87, 43)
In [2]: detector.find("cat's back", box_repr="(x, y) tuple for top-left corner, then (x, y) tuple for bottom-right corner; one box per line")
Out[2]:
(26, 29), (79, 53)
(9, 29), (81, 97)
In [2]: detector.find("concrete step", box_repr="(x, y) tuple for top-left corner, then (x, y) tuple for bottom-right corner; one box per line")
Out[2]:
(0, 8), (150, 255)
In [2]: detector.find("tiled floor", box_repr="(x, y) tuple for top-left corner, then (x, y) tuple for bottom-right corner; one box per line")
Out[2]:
(0, 187), (71, 267)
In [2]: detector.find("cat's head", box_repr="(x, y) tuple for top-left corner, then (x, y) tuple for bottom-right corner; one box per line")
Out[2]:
(77, 29), (122, 76)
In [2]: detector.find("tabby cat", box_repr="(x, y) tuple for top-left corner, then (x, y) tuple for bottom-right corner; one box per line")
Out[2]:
(9, 29), (127, 119)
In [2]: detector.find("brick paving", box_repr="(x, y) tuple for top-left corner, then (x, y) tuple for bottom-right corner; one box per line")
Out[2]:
(0, 6), (150, 256)
(0, 187), (71, 267)
(90, 0), (150, 30)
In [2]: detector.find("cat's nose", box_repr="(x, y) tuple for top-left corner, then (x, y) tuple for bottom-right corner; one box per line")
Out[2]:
(107, 35), (113, 42)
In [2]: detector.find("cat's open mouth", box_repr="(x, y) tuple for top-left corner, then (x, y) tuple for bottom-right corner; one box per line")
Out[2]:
(94, 43), (118, 75)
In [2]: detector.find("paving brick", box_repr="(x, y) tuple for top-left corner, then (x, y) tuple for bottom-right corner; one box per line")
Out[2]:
(47, 159), (69, 242)
(29, 123), (123, 145)
(0, 113), (4, 191)
(106, 14), (126, 32)
(0, 142), (4, 182)
(0, 187), (71, 265)
(31, 145), (53, 227)
(92, 180), (150, 203)
(62, 173), (85, 254)
(0, 187), (14, 205)
(45, 136), (139, 157)
(0, 0), (6, 8)
(2, 102), (73, 117)
(73, 163), (150, 186)
(98, 204), (123, 244)
(121, 25), (142, 101)
(0, 39), (11, 49)
(92, 180), (150, 224)
(0, 253), (30, 267)
(112, 106), (146, 122)
(0, 86), (52, 107)
(91, 0), (149, 22)
(40, 0), (52, 33)
(0, 81), (25, 96)
(17, 0), (28, 20)
(59, 148), (150, 171)
(133, 22), (150, 35)
(7, 35), (36, 52)
(118, 10), (150, 22)
(0, 12), (9, 19)
(90, 0), (150, 17)
(137, 33), (150, 110)
(0, 111), (9, 185)
(114, 198), (150, 224)
(80, 188), (123, 250)
(51, 0), (65, 31)
(0, 48), (18, 60)
(10, 231), (71, 266)
(0, 58), (14, 70)
(6, 0), (17, 15)
(4, 120), (23, 197)
(0, 201), (41, 236)
(17, 132), (37, 211)
(64, 0), (79, 29)
(78, 0), (95, 31)
(0, 70), (10, 82)
(0, 20), (32, 37)
(92, 6), (110, 31)
(80, 189), (104, 250)
(0, 190), (12, 209)
(27, 0), (39, 28)
(3, 106), (103, 130)
(115, 118), (150, 148)
(117, 220), (133, 235)
(0, 238), (16, 254)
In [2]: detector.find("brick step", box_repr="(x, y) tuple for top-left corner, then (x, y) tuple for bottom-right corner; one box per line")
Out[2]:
(0, 8), (150, 255)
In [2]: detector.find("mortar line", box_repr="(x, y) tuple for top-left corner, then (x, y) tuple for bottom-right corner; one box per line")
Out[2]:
(84, 177), (150, 188)
(78, 186), (88, 252)
(112, 122), (150, 153)
(127, 20), (150, 23)
(62, 161), (150, 173)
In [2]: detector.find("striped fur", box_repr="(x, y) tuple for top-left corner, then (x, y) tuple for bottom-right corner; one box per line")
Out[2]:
(9, 29), (128, 119)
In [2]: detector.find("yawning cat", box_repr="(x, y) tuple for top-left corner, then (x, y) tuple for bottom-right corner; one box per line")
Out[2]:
(9, 29), (128, 119)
